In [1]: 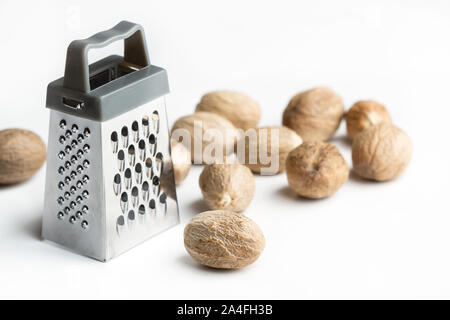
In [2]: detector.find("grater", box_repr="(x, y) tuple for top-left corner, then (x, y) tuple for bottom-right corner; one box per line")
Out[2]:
(42, 21), (179, 262)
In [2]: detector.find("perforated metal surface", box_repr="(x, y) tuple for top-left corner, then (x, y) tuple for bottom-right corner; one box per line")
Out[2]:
(109, 111), (168, 236)
(102, 97), (179, 259)
(43, 111), (105, 260)
(42, 96), (179, 261)
(55, 119), (91, 229)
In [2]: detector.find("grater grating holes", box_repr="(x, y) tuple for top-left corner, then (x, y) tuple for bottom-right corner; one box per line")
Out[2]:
(131, 121), (139, 142)
(111, 113), (165, 235)
(142, 116), (149, 138)
(128, 210), (135, 221)
(152, 111), (159, 134)
(55, 119), (91, 230)
(121, 126), (129, 148)
(128, 145), (135, 166)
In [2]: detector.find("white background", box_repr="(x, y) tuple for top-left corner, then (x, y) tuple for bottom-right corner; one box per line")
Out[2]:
(0, 0), (449, 299)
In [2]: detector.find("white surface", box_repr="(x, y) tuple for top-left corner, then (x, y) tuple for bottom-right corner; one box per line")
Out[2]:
(0, 0), (449, 299)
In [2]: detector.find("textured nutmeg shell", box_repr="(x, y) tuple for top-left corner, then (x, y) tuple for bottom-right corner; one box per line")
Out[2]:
(170, 139), (191, 184)
(171, 112), (238, 164)
(199, 163), (255, 212)
(196, 90), (261, 130)
(283, 87), (344, 141)
(286, 141), (349, 199)
(346, 100), (392, 140)
(352, 123), (412, 181)
(242, 126), (302, 175)
(0, 129), (46, 184)
(184, 210), (265, 269)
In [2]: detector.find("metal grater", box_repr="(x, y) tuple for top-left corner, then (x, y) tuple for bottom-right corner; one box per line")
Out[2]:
(42, 21), (179, 262)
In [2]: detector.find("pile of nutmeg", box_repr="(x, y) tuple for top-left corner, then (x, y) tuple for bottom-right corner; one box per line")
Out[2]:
(174, 87), (412, 270)
(0, 87), (412, 270)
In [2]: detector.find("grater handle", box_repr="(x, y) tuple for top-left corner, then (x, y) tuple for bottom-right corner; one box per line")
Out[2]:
(63, 20), (150, 93)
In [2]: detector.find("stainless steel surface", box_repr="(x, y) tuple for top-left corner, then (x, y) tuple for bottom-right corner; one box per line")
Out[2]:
(102, 97), (179, 260)
(42, 111), (106, 260)
(42, 96), (179, 261)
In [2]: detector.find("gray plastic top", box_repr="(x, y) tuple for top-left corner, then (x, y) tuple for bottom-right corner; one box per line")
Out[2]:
(46, 21), (169, 122)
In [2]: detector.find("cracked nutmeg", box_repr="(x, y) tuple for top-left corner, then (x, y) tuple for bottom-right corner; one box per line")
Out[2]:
(286, 141), (349, 199)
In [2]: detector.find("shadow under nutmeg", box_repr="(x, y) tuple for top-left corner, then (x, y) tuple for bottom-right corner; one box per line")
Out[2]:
(349, 170), (380, 184)
(275, 186), (325, 202)
(180, 198), (210, 223)
(177, 255), (244, 274)
(328, 134), (352, 148)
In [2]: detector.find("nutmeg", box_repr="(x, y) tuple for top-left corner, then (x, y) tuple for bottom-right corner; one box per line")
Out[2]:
(199, 162), (254, 212)
(346, 100), (392, 140)
(282, 87), (345, 141)
(196, 90), (261, 130)
(170, 139), (191, 184)
(241, 126), (302, 175)
(0, 129), (46, 184)
(171, 112), (238, 164)
(352, 123), (412, 181)
(184, 210), (265, 269)
(286, 141), (349, 198)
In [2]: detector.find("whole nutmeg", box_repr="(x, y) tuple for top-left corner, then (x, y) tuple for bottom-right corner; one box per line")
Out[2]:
(196, 90), (261, 130)
(199, 163), (254, 212)
(170, 139), (191, 184)
(0, 129), (46, 184)
(241, 126), (302, 175)
(184, 210), (265, 269)
(352, 123), (412, 181)
(282, 87), (345, 141)
(286, 141), (349, 199)
(346, 100), (392, 140)
(171, 112), (237, 164)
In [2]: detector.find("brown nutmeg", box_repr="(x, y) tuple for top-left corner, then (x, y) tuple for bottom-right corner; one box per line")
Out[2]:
(171, 112), (238, 164)
(0, 129), (46, 184)
(352, 123), (412, 181)
(170, 139), (191, 184)
(196, 90), (261, 130)
(282, 87), (345, 141)
(286, 141), (349, 199)
(184, 210), (265, 269)
(346, 100), (392, 140)
(199, 163), (254, 212)
(241, 126), (302, 175)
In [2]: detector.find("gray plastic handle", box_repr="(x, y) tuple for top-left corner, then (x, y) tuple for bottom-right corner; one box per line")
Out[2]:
(63, 20), (150, 93)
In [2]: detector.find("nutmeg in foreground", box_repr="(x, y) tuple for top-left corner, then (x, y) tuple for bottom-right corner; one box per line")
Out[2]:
(199, 163), (254, 212)
(282, 87), (345, 142)
(196, 90), (261, 130)
(242, 126), (302, 175)
(352, 123), (412, 181)
(184, 210), (265, 269)
(286, 141), (349, 199)
(346, 100), (392, 140)
(170, 139), (191, 184)
(0, 129), (46, 184)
